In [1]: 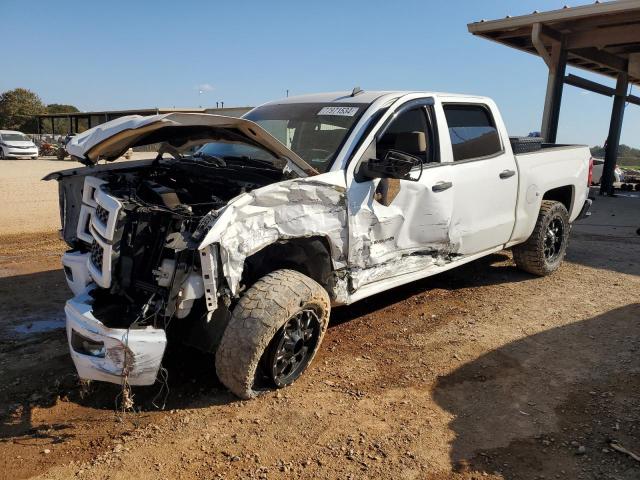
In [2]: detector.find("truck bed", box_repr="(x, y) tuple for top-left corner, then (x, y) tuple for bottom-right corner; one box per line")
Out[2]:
(507, 143), (591, 247)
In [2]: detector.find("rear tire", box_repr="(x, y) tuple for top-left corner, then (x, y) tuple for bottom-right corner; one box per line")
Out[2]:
(513, 200), (570, 276)
(215, 269), (330, 399)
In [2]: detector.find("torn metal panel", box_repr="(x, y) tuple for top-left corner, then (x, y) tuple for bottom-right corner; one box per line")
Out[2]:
(199, 244), (219, 313)
(350, 253), (447, 290)
(199, 164), (459, 300)
(346, 167), (458, 290)
(61, 251), (91, 295)
(200, 171), (348, 297)
(332, 271), (351, 305)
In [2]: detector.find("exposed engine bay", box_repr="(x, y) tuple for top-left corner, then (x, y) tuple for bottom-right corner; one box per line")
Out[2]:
(60, 158), (285, 333)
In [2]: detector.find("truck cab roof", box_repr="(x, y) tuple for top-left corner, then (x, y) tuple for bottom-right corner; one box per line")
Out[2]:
(257, 90), (493, 107)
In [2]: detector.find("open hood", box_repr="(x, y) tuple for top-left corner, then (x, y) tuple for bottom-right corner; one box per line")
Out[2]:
(65, 112), (317, 176)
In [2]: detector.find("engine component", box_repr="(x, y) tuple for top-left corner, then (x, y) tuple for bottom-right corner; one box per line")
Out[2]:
(176, 272), (205, 319)
(153, 259), (176, 288)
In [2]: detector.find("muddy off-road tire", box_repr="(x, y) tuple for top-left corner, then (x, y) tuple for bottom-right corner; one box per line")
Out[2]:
(215, 269), (330, 399)
(513, 200), (570, 276)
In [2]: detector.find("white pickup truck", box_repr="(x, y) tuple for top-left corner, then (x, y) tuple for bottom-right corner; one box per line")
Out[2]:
(45, 90), (592, 399)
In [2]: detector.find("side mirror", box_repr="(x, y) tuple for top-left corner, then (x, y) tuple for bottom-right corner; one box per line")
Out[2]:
(361, 150), (423, 181)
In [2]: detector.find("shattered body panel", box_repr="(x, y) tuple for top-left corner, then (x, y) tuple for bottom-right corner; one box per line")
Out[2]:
(347, 174), (457, 290)
(200, 171), (348, 299)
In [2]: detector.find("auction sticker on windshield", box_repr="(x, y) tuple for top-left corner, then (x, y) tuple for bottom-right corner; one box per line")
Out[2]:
(317, 106), (359, 116)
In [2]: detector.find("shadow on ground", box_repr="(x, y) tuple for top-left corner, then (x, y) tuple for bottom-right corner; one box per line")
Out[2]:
(0, 251), (534, 440)
(332, 251), (530, 324)
(433, 303), (640, 479)
(567, 191), (640, 277)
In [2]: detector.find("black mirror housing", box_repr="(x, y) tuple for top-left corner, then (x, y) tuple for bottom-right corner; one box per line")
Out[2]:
(361, 150), (423, 181)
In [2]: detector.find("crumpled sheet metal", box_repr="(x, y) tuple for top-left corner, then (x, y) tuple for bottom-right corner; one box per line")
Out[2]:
(347, 178), (458, 289)
(200, 172), (460, 302)
(200, 175), (348, 296)
(349, 253), (447, 290)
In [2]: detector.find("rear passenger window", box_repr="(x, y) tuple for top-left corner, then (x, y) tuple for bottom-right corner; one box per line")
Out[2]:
(443, 104), (502, 161)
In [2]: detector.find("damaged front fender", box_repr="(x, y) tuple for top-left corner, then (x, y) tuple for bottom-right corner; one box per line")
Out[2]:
(199, 172), (348, 298)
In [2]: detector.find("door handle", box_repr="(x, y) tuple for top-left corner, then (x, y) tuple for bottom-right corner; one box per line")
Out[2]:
(500, 169), (516, 179)
(432, 181), (453, 192)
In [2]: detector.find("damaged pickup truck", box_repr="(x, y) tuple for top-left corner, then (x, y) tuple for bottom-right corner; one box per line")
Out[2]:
(45, 90), (592, 399)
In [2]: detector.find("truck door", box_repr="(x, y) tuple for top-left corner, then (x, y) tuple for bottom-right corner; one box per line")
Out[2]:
(346, 98), (454, 289)
(441, 102), (518, 255)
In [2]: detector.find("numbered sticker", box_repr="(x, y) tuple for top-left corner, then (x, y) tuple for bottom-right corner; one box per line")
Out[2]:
(317, 106), (359, 117)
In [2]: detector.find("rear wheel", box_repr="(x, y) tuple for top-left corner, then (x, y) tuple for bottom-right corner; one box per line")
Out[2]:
(215, 269), (330, 399)
(513, 200), (570, 276)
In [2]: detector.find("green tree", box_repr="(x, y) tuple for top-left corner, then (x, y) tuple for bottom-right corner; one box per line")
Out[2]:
(46, 103), (81, 134)
(0, 88), (46, 132)
(590, 144), (640, 167)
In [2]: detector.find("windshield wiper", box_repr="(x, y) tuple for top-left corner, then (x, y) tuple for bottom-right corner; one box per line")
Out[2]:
(223, 155), (278, 169)
(192, 152), (227, 167)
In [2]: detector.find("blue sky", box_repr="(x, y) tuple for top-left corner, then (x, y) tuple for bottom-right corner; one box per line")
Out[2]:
(2, 0), (638, 147)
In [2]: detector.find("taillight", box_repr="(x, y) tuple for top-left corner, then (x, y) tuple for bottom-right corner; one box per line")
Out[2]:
(588, 157), (594, 186)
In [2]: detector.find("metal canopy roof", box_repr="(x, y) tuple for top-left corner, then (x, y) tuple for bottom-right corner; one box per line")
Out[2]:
(36, 107), (207, 119)
(468, 0), (640, 87)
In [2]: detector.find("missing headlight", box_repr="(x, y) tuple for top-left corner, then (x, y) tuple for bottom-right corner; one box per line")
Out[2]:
(71, 330), (106, 357)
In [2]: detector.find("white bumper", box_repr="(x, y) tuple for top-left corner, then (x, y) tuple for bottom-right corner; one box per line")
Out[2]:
(65, 289), (167, 386)
(5, 147), (38, 157)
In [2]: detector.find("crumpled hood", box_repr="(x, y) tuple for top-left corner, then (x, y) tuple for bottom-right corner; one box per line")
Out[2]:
(65, 112), (317, 176)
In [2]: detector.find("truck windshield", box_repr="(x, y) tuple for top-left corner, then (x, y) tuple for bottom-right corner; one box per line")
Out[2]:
(244, 103), (366, 172)
(193, 103), (368, 173)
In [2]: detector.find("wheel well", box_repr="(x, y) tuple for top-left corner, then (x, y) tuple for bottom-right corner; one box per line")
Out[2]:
(542, 185), (573, 213)
(241, 237), (335, 298)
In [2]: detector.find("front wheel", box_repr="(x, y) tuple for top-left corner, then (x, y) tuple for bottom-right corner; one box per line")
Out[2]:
(513, 200), (570, 276)
(215, 269), (330, 399)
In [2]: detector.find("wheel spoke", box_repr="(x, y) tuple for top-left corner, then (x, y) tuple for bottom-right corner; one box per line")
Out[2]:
(543, 217), (564, 261)
(275, 358), (288, 375)
(301, 312), (311, 330)
(294, 313), (303, 332)
(283, 339), (297, 353)
(268, 309), (320, 386)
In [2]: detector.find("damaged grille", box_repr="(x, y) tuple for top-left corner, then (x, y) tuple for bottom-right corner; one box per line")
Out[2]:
(80, 177), (125, 288)
(95, 205), (110, 226)
(90, 241), (104, 270)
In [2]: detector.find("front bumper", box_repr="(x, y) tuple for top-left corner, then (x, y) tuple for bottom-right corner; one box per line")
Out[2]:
(65, 289), (167, 386)
(6, 149), (38, 158)
(4, 152), (38, 158)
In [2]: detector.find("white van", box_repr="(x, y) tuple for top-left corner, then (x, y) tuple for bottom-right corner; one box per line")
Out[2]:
(0, 130), (38, 159)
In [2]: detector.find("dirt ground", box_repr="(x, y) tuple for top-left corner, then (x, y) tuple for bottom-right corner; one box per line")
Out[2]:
(0, 186), (638, 479)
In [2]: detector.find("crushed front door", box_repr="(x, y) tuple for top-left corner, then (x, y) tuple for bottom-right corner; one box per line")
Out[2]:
(345, 99), (454, 291)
